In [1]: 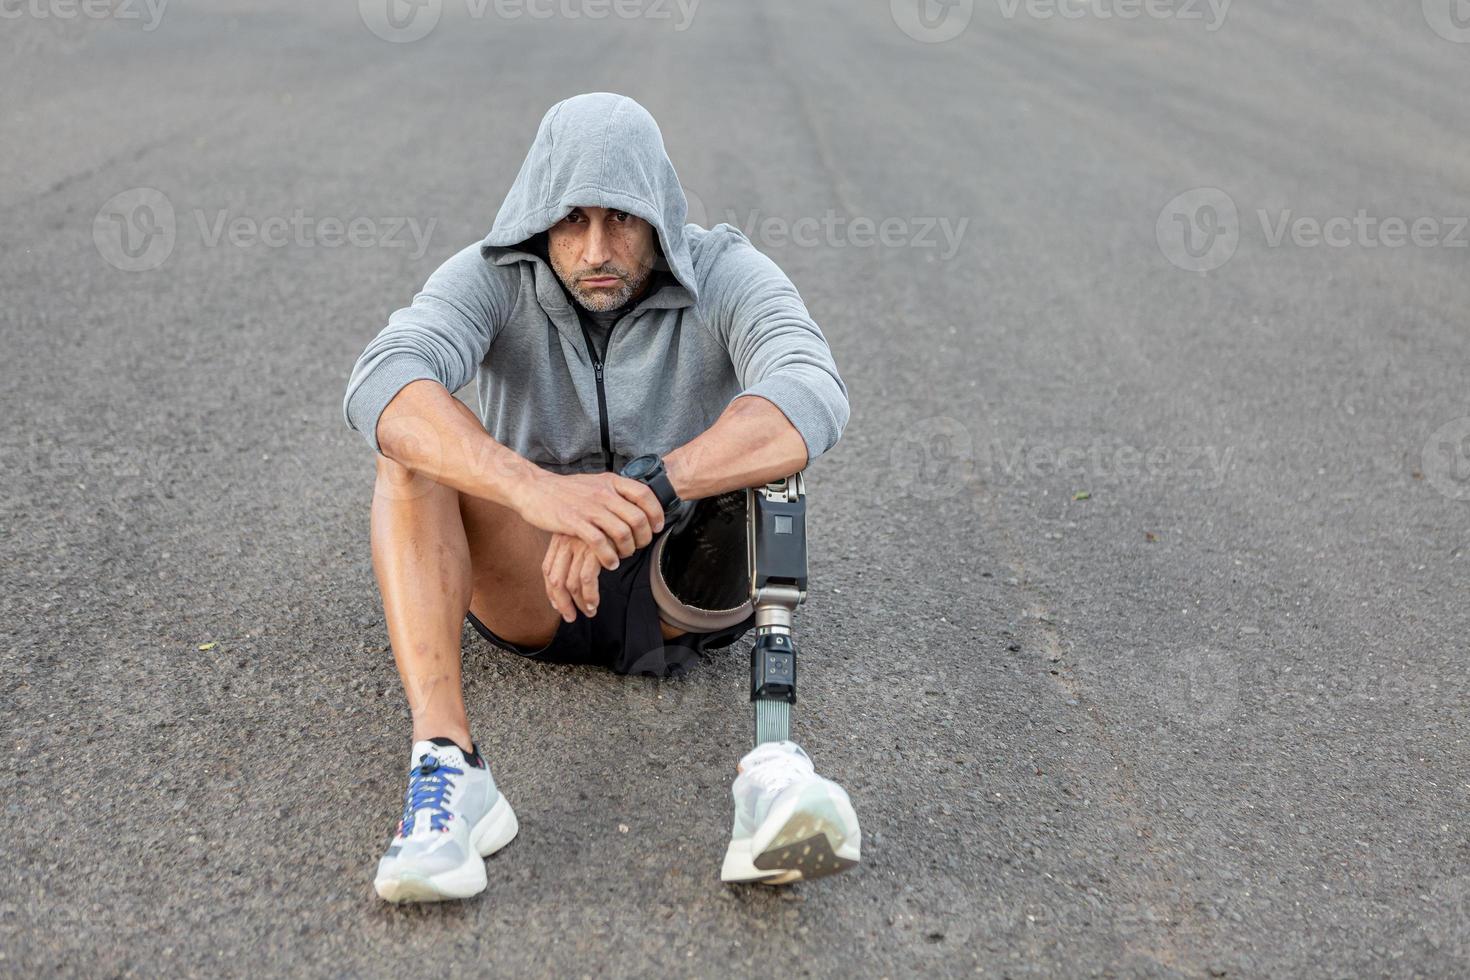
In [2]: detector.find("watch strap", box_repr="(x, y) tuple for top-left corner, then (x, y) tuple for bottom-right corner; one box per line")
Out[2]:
(646, 467), (679, 514)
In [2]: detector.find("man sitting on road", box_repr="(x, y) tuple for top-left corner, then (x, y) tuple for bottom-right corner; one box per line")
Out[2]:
(342, 92), (858, 902)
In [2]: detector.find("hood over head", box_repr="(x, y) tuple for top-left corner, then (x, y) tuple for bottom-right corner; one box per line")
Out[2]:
(480, 93), (698, 304)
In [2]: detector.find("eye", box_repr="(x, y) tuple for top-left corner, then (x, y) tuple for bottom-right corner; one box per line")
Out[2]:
(562, 210), (585, 224)
(611, 211), (631, 222)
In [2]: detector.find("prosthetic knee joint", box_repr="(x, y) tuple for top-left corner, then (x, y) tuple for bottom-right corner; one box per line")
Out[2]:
(747, 473), (808, 745)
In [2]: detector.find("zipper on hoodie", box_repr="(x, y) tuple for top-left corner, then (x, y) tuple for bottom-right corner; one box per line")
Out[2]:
(577, 317), (615, 473)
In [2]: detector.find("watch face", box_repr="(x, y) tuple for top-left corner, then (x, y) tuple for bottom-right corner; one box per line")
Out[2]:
(623, 454), (658, 479)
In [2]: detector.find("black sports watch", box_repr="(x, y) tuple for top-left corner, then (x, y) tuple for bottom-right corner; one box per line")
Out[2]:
(619, 453), (681, 516)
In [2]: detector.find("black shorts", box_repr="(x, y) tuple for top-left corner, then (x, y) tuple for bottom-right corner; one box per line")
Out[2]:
(465, 529), (756, 679)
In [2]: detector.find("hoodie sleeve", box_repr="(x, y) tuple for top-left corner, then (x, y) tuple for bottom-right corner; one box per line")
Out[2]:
(699, 229), (851, 465)
(342, 244), (513, 455)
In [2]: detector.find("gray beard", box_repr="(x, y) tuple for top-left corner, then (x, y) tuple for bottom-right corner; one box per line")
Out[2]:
(565, 263), (654, 313)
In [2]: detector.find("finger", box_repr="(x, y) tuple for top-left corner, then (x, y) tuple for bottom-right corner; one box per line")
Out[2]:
(573, 547), (602, 618)
(541, 536), (565, 613)
(541, 533), (565, 582)
(600, 489), (654, 549)
(588, 507), (639, 560)
(612, 476), (666, 533)
(575, 521), (621, 570)
(545, 540), (578, 623)
(562, 540), (590, 617)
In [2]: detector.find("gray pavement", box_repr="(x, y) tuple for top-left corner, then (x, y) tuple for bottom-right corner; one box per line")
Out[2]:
(3, 0), (1470, 975)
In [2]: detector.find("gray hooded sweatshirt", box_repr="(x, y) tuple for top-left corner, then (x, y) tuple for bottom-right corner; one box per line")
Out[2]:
(341, 92), (850, 479)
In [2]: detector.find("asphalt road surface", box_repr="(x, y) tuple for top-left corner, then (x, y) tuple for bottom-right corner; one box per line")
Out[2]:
(4, 0), (1469, 976)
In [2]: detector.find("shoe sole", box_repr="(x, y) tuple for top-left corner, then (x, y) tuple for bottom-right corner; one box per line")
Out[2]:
(374, 793), (519, 903)
(721, 781), (860, 885)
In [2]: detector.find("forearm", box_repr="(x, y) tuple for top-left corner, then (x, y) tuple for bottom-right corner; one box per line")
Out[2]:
(664, 395), (808, 500)
(375, 379), (540, 506)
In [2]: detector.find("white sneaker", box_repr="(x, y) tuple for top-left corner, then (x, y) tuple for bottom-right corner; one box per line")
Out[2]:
(720, 740), (861, 884)
(373, 739), (518, 903)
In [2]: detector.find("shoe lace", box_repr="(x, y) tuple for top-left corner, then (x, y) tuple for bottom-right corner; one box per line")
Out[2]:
(398, 754), (462, 835)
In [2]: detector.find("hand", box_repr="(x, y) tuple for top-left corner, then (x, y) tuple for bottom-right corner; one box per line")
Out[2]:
(511, 470), (665, 571)
(541, 532), (606, 623)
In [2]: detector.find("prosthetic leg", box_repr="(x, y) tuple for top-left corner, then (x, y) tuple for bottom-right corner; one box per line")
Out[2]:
(647, 472), (811, 746)
(747, 473), (807, 746)
(652, 474), (860, 883)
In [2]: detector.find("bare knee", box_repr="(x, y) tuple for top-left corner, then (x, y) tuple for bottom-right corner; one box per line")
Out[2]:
(460, 492), (560, 647)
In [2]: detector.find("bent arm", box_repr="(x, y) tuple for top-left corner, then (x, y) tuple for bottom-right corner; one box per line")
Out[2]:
(664, 394), (808, 501)
(376, 379), (539, 506)
(698, 229), (851, 471)
(342, 243), (512, 456)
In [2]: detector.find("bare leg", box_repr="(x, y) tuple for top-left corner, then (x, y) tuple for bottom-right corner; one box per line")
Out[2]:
(371, 381), (687, 750)
(371, 445), (560, 750)
(371, 454), (479, 748)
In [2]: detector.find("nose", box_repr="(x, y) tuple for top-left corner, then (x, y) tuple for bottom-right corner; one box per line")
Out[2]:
(581, 216), (610, 269)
